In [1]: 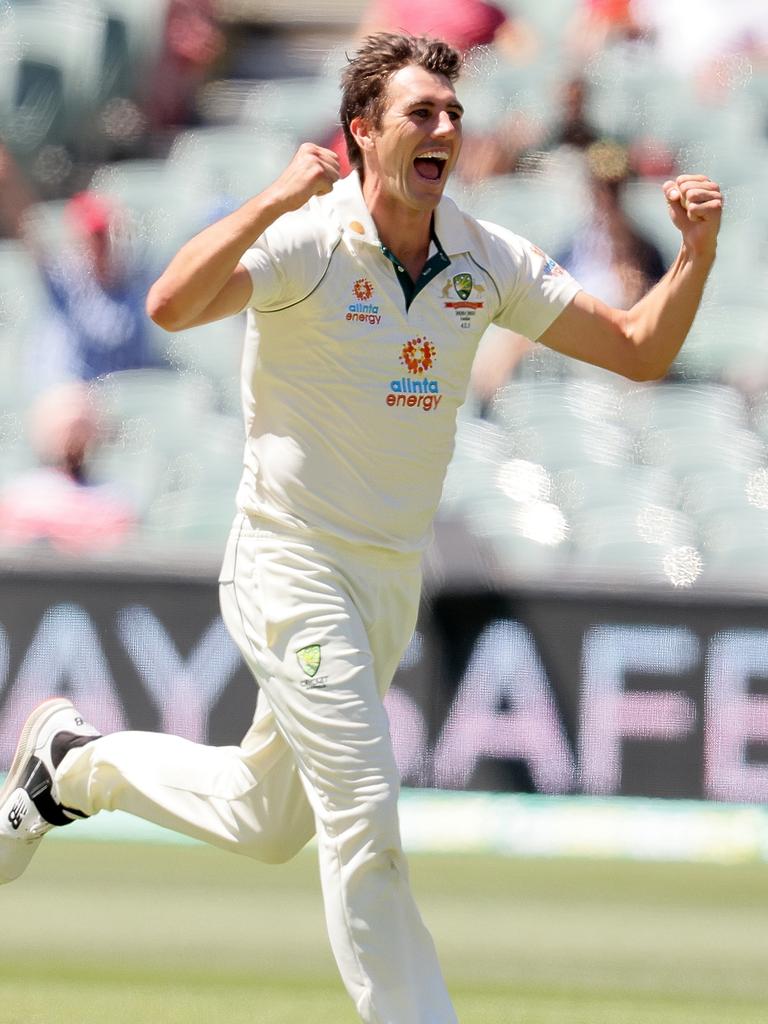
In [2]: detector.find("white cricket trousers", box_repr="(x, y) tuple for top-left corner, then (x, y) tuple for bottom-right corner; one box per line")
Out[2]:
(55, 515), (458, 1024)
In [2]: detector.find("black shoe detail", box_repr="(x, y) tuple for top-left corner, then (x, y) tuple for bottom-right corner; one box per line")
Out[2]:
(7, 794), (26, 830)
(50, 730), (100, 770)
(20, 758), (75, 827)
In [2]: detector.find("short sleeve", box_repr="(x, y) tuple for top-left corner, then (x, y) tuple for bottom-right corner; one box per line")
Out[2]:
(483, 222), (582, 340)
(238, 204), (338, 313)
(238, 235), (286, 311)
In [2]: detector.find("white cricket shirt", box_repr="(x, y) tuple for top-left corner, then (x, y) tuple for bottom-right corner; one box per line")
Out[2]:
(238, 171), (581, 552)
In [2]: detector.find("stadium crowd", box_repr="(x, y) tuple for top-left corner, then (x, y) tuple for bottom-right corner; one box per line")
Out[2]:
(0, 0), (766, 583)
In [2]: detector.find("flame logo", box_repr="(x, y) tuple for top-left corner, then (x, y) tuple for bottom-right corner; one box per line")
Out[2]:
(353, 278), (374, 301)
(399, 337), (437, 374)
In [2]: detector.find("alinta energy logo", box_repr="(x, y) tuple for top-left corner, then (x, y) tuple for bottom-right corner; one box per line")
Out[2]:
(347, 277), (382, 325)
(386, 337), (442, 412)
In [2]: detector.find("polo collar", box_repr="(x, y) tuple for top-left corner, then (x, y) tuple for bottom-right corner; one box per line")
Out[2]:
(332, 171), (380, 247)
(332, 171), (474, 257)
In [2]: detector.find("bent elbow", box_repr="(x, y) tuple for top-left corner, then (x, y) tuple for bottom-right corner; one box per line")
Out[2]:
(146, 286), (185, 333)
(627, 360), (670, 383)
(620, 318), (671, 382)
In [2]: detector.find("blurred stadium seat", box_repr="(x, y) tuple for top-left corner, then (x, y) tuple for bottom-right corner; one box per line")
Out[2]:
(167, 125), (297, 204)
(460, 171), (587, 256)
(163, 314), (244, 399)
(93, 0), (169, 106)
(88, 158), (208, 265)
(700, 506), (768, 580)
(570, 501), (700, 582)
(238, 76), (342, 144)
(0, 3), (107, 156)
(0, 0), (765, 580)
(93, 368), (217, 460)
(554, 462), (678, 517)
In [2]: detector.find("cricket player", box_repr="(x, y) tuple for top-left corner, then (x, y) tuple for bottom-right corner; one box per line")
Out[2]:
(0, 32), (722, 1024)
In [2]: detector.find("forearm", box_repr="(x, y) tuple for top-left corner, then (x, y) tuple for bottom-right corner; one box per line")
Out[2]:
(147, 142), (340, 332)
(624, 242), (716, 379)
(146, 190), (287, 331)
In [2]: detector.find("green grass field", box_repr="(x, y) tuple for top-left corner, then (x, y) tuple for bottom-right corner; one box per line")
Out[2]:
(1, 840), (767, 1023)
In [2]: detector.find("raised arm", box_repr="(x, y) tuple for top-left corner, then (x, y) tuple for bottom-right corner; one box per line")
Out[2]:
(539, 173), (723, 381)
(146, 143), (340, 332)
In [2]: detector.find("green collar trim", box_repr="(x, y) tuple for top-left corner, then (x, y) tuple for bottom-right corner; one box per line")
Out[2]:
(381, 221), (451, 310)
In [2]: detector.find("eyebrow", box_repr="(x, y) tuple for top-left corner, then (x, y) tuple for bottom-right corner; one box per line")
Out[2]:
(407, 97), (465, 115)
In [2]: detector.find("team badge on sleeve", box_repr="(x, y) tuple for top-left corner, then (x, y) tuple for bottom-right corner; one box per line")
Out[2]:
(530, 244), (564, 276)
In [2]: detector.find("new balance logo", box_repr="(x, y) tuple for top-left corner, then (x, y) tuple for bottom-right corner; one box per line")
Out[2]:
(8, 795), (27, 830)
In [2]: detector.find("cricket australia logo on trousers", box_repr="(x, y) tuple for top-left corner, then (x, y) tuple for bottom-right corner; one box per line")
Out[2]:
(296, 644), (327, 689)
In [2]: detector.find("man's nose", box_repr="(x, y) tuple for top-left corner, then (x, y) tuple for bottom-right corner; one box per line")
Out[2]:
(433, 111), (457, 136)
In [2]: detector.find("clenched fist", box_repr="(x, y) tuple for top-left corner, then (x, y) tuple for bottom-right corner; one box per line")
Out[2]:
(663, 174), (723, 260)
(265, 143), (341, 216)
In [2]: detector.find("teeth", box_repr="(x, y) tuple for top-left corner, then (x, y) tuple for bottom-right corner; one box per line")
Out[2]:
(418, 151), (448, 160)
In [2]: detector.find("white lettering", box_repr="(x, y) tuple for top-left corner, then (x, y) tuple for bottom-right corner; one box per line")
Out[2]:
(116, 606), (242, 742)
(385, 686), (428, 786)
(0, 603), (128, 765)
(432, 619), (575, 792)
(579, 625), (698, 794)
(705, 630), (768, 802)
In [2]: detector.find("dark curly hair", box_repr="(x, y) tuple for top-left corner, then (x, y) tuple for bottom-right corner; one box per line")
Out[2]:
(340, 32), (462, 172)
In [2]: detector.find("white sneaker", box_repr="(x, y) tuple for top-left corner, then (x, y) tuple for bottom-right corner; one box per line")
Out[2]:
(0, 698), (100, 884)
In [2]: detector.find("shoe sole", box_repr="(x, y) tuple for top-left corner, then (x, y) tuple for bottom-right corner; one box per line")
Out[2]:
(0, 698), (75, 804)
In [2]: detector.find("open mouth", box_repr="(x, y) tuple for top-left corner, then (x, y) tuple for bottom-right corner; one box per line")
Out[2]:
(413, 152), (448, 182)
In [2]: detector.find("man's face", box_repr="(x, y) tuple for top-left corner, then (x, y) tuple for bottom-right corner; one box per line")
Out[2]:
(359, 63), (464, 212)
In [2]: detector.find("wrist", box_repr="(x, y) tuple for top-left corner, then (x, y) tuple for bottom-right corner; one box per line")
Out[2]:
(256, 183), (302, 221)
(240, 188), (288, 229)
(681, 238), (717, 266)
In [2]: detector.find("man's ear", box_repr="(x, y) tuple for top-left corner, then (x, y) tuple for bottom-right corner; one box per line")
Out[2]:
(349, 115), (375, 156)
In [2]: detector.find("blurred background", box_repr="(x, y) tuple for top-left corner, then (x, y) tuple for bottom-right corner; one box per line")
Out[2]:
(2, 3), (768, 1022)
(1, 0), (768, 835)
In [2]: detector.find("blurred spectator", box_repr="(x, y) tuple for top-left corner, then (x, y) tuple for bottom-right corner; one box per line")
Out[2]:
(457, 73), (602, 182)
(537, 65), (675, 181)
(556, 140), (667, 308)
(542, 76), (600, 154)
(633, 0), (768, 98)
(148, 0), (225, 131)
(470, 327), (536, 412)
(0, 143), (161, 395)
(0, 382), (136, 554)
(565, 0), (650, 60)
(470, 140), (668, 407)
(356, 0), (537, 61)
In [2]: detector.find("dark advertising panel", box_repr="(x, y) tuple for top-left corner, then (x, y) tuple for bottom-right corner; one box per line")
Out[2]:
(1, 562), (767, 802)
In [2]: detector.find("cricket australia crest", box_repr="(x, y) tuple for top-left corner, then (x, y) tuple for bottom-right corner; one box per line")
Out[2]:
(452, 273), (473, 301)
(296, 644), (321, 678)
(442, 271), (485, 329)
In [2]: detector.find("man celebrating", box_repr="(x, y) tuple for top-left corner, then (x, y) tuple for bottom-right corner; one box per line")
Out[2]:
(0, 32), (722, 1024)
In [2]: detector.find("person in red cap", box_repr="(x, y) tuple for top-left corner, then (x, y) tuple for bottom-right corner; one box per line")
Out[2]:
(0, 144), (159, 393)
